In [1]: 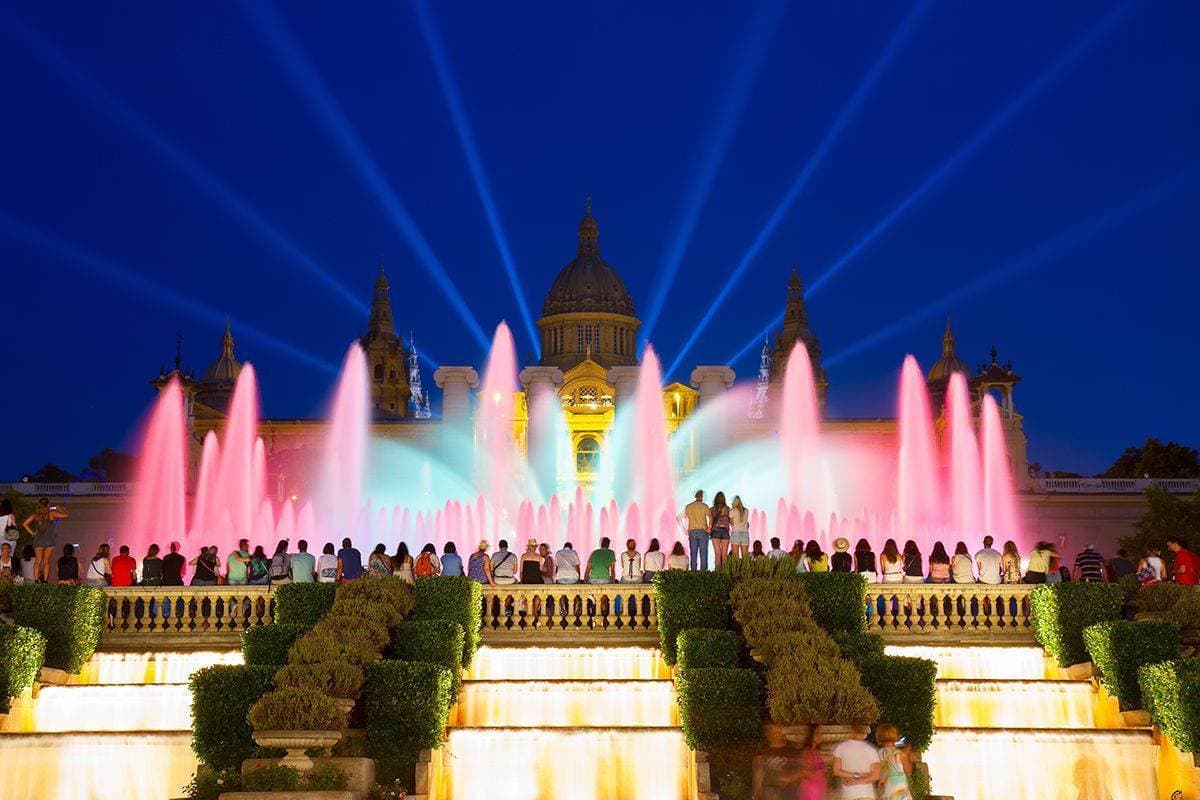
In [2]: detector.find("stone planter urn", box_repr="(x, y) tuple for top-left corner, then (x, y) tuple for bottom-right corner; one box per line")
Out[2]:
(811, 725), (856, 753)
(333, 697), (356, 715)
(251, 730), (343, 771)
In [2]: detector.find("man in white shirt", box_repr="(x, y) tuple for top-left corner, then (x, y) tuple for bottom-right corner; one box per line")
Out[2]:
(975, 535), (1002, 585)
(554, 542), (581, 584)
(831, 727), (880, 799)
(491, 540), (518, 585)
(766, 537), (788, 559)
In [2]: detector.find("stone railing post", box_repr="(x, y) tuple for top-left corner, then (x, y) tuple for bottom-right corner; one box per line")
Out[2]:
(433, 367), (480, 426)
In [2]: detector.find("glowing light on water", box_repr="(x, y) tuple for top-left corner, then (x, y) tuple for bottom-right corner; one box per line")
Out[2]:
(945, 372), (982, 538)
(464, 647), (670, 681)
(70, 650), (243, 685)
(123, 378), (187, 548)
(319, 344), (370, 537)
(444, 728), (688, 800)
(981, 395), (1021, 544)
(2, 685), (193, 732)
(885, 646), (1046, 680)
(933, 680), (1104, 729)
(779, 341), (824, 532)
(457, 680), (677, 728)
(897, 355), (941, 538)
(477, 323), (522, 537)
(0, 731), (196, 800)
(924, 729), (1157, 800)
(629, 347), (677, 547)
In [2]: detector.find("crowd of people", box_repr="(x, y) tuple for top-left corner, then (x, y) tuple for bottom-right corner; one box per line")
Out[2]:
(2, 492), (1196, 589)
(754, 724), (913, 800)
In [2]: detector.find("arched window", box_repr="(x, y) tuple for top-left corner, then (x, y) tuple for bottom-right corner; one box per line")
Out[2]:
(374, 363), (384, 381)
(576, 436), (601, 474)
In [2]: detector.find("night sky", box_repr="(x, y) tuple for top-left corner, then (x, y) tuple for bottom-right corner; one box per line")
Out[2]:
(1, 0), (1197, 479)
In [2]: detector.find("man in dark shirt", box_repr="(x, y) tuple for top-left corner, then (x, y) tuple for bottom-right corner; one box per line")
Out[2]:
(1072, 544), (1106, 582)
(1106, 548), (1135, 581)
(161, 541), (186, 586)
(336, 537), (363, 582)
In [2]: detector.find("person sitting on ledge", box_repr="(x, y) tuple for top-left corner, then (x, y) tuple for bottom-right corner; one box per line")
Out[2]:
(587, 536), (616, 584)
(768, 537), (789, 560)
(666, 541), (689, 570)
(554, 541), (580, 584)
(831, 538), (853, 572)
(491, 540), (517, 585)
(468, 541), (495, 586)
(441, 541), (464, 577)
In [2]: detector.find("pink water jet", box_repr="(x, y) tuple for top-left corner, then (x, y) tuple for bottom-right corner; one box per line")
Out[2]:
(631, 346), (676, 547)
(478, 323), (521, 535)
(945, 373), (982, 538)
(213, 365), (262, 543)
(897, 356), (942, 542)
(123, 377), (188, 552)
(319, 344), (370, 537)
(982, 394), (1023, 547)
(779, 342), (822, 527)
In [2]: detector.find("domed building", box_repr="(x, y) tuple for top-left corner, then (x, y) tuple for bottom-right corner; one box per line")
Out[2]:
(195, 320), (242, 415)
(925, 317), (971, 414)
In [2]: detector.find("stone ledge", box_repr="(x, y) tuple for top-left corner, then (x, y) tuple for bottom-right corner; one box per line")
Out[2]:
(219, 793), (362, 800)
(38, 667), (70, 685)
(242, 757), (374, 793)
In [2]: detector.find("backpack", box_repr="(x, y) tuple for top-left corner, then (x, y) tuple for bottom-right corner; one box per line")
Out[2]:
(414, 552), (436, 578)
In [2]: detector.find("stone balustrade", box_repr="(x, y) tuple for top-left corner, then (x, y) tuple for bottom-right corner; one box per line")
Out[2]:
(100, 586), (273, 649)
(864, 583), (1035, 643)
(480, 583), (659, 642)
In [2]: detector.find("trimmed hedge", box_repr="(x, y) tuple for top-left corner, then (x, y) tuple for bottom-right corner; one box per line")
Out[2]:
(0, 624), (47, 712)
(410, 577), (481, 668)
(1084, 620), (1180, 711)
(653, 571), (731, 666)
(1031, 583), (1125, 668)
(677, 628), (740, 669)
(675, 667), (762, 749)
(832, 631), (886, 669)
(390, 620), (466, 692)
(1135, 583), (1189, 613)
(190, 664), (276, 769)
(273, 583), (337, 628)
(1140, 658), (1200, 754)
(857, 655), (937, 752)
(794, 573), (866, 634)
(10, 584), (105, 673)
(242, 624), (308, 666)
(365, 660), (454, 783)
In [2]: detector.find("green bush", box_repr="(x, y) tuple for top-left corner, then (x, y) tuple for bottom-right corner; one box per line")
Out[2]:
(183, 767), (241, 800)
(242, 764), (301, 792)
(248, 687), (347, 732)
(273, 583), (338, 627)
(755, 624), (841, 667)
(190, 664), (276, 769)
(365, 660), (454, 784)
(1084, 620), (1180, 711)
(330, 596), (405, 628)
(288, 628), (380, 666)
(720, 554), (799, 580)
(10, 584), (105, 673)
(1140, 658), (1200, 753)
(653, 571), (731, 665)
(306, 765), (351, 791)
(741, 614), (807, 652)
(909, 763), (932, 800)
(275, 661), (364, 699)
(856, 655), (937, 751)
(242, 624), (307, 666)
(0, 577), (13, 613)
(766, 654), (878, 726)
(390, 620), (465, 693)
(1031, 583), (1125, 667)
(1170, 592), (1200, 630)
(675, 667), (762, 749)
(1135, 583), (1189, 613)
(410, 577), (481, 668)
(313, 616), (391, 651)
(338, 578), (416, 618)
(794, 573), (866, 634)
(677, 628), (739, 669)
(832, 630), (886, 669)
(0, 624), (46, 712)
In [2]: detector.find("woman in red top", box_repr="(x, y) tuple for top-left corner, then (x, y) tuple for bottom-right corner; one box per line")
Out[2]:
(110, 545), (138, 586)
(1168, 537), (1199, 585)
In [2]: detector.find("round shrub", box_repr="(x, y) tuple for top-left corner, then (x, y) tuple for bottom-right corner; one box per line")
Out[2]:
(248, 687), (347, 732)
(288, 629), (379, 666)
(338, 578), (415, 618)
(330, 596), (404, 628)
(313, 617), (391, 652)
(756, 624), (841, 667)
(274, 661), (365, 699)
(767, 654), (878, 726)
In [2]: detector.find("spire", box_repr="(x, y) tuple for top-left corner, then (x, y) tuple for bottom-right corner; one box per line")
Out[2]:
(174, 330), (183, 372)
(942, 315), (957, 357)
(783, 264), (809, 330)
(220, 317), (235, 359)
(749, 337), (771, 419)
(577, 196), (600, 256)
(407, 331), (431, 419)
(366, 262), (398, 343)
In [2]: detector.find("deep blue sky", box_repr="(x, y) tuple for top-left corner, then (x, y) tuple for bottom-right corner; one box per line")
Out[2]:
(1, 0), (1197, 478)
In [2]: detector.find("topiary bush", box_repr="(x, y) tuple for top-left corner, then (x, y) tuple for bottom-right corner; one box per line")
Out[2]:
(720, 554), (799, 580)
(755, 623), (841, 667)
(274, 661), (364, 699)
(675, 667), (762, 749)
(410, 577), (482, 668)
(856, 655), (937, 752)
(313, 616), (391, 652)
(241, 764), (302, 793)
(766, 654), (878, 726)
(1170, 592), (1200, 630)
(1083, 619), (1180, 711)
(364, 660), (454, 784)
(247, 687), (347, 732)
(10, 584), (105, 673)
(1135, 583), (1189, 613)
(677, 628), (740, 669)
(653, 571), (731, 665)
(288, 628), (380, 666)
(832, 630), (886, 669)
(242, 624), (308, 666)
(338, 577), (415, 618)
(273, 583), (338, 627)
(0, 624), (46, 712)
(1140, 658), (1200, 754)
(741, 614), (807, 652)
(329, 596), (405, 628)
(389, 620), (465, 693)
(190, 664), (276, 769)
(794, 572), (867, 634)
(1031, 583), (1125, 667)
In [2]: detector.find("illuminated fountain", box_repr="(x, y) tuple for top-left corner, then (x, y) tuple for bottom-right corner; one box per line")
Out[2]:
(455, 680), (678, 727)
(464, 646), (670, 681)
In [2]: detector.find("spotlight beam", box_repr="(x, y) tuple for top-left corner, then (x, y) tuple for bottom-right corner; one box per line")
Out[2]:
(247, 1), (490, 350)
(639, 0), (789, 345)
(410, 0), (539, 358)
(725, 312), (784, 368)
(666, 0), (932, 376)
(0, 9), (367, 316)
(807, 0), (1140, 297)
(0, 211), (339, 375)
(824, 166), (1198, 367)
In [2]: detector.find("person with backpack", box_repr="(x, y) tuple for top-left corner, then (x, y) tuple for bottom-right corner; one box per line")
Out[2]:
(269, 540), (291, 585)
(491, 540), (518, 585)
(247, 546), (270, 585)
(414, 543), (441, 578)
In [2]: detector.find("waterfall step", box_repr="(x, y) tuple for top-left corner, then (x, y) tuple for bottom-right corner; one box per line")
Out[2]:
(933, 678), (1120, 729)
(464, 645), (671, 681)
(71, 649), (243, 685)
(1, 684), (194, 733)
(456, 679), (678, 727)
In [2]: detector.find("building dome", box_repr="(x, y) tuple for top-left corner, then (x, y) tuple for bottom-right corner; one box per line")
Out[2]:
(202, 321), (242, 383)
(542, 200), (636, 317)
(927, 317), (969, 383)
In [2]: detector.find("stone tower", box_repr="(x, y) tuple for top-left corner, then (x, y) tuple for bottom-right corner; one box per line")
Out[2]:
(360, 265), (411, 418)
(770, 266), (828, 408)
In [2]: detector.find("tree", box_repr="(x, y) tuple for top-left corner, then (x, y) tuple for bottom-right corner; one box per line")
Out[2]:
(79, 448), (138, 482)
(1101, 438), (1200, 479)
(1120, 485), (1200, 560)
(28, 463), (75, 483)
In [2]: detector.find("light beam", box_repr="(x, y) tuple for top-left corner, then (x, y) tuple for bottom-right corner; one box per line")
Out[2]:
(807, 0), (1140, 297)
(0, 8), (367, 315)
(410, 0), (539, 358)
(666, 0), (932, 376)
(247, 1), (490, 350)
(639, 0), (788, 346)
(725, 312), (784, 368)
(824, 166), (1198, 367)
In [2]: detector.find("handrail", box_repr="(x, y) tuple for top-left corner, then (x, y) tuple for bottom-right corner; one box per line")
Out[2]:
(864, 583), (1035, 642)
(1035, 477), (1200, 494)
(480, 583), (658, 641)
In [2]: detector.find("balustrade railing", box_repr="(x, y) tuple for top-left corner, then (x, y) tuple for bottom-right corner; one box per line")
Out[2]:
(1035, 476), (1200, 494)
(100, 586), (273, 647)
(479, 583), (658, 641)
(864, 583), (1034, 642)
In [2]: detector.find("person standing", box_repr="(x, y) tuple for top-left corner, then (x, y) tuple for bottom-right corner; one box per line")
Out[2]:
(468, 541), (495, 586)
(226, 540), (251, 586)
(110, 545), (137, 587)
(831, 726), (880, 800)
(874, 723), (913, 800)
(289, 540), (315, 583)
(975, 536), (1002, 585)
(23, 498), (68, 583)
(586, 537), (617, 584)
(441, 542), (464, 577)
(677, 490), (713, 571)
(491, 540), (518, 585)
(336, 538), (363, 582)
(1168, 538), (1199, 586)
(554, 541), (580, 584)
(0, 499), (17, 548)
(1137, 546), (1166, 584)
(1024, 541), (1057, 584)
(1106, 548), (1135, 581)
(1072, 544), (1106, 583)
(316, 543), (338, 583)
(162, 542), (186, 586)
(729, 496), (751, 559)
(831, 538), (853, 572)
(709, 491), (731, 568)
(620, 539), (643, 583)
